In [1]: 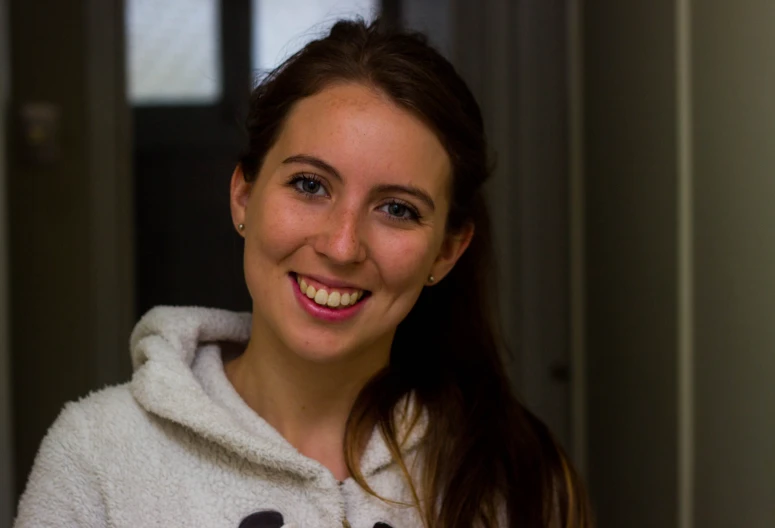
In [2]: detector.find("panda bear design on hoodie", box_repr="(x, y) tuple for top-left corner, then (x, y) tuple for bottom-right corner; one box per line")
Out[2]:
(14, 307), (427, 528)
(238, 510), (394, 528)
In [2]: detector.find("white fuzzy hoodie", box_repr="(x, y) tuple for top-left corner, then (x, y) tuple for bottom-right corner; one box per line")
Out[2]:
(14, 306), (426, 528)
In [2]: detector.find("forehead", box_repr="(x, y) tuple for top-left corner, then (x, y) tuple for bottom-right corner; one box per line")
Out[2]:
(273, 83), (452, 198)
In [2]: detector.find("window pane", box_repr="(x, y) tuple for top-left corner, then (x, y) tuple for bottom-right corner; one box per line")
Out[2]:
(126, 0), (221, 105)
(252, 0), (378, 73)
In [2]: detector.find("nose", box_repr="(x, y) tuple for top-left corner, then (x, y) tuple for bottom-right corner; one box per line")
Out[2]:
(312, 205), (367, 265)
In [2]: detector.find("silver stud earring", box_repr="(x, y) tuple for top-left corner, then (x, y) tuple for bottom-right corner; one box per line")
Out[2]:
(238, 223), (245, 231)
(428, 275), (435, 284)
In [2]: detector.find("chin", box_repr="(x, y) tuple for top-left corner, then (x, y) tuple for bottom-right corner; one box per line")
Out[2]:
(284, 334), (360, 364)
(294, 349), (352, 365)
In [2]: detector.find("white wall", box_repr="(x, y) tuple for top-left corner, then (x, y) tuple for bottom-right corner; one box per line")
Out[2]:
(0, 0), (13, 523)
(692, 2), (775, 526)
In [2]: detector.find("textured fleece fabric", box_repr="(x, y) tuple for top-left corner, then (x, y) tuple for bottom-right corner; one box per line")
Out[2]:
(14, 306), (426, 528)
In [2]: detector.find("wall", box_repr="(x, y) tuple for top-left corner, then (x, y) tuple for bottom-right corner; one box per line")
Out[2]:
(7, 0), (132, 499)
(692, 1), (775, 526)
(401, 0), (575, 453)
(0, 0), (13, 523)
(583, 1), (775, 527)
(583, 1), (680, 526)
(446, 0), (574, 451)
(401, 0), (452, 57)
(9, 0), (93, 495)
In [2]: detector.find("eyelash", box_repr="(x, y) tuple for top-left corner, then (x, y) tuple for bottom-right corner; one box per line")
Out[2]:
(378, 199), (422, 223)
(287, 173), (329, 198)
(286, 173), (423, 224)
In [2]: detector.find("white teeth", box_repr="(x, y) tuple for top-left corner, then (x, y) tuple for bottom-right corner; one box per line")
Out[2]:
(327, 291), (341, 307)
(314, 289), (328, 305)
(297, 275), (364, 308)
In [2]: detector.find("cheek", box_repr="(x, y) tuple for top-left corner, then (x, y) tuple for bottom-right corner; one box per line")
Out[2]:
(369, 228), (437, 291)
(248, 193), (311, 262)
(242, 194), (312, 303)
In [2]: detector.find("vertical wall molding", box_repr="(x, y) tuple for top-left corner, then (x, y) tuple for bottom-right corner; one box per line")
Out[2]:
(0, 0), (13, 522)
(676, 0), (695, 527)
(86, 0), (134, 385)
(567, 0), (587, 477)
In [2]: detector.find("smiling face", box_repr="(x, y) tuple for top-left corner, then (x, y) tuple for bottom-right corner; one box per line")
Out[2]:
(230, 83), (472, 365)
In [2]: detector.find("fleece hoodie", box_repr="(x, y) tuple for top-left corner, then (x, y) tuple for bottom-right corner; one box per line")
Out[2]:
(14, 306), (427, 528)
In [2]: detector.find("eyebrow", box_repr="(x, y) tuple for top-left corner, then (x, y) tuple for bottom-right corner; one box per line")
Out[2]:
(282, 154), (436, 212)
(372, 184), (436, 212)
(282, 154), (342, 182)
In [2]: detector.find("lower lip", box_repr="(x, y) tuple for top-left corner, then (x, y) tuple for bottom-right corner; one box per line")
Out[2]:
(290, 275), (368, 323)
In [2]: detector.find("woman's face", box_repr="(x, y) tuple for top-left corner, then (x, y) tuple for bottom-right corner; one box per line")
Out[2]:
(231, 83), (471, 363)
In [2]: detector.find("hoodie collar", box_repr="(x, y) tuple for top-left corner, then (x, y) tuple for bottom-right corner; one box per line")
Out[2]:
(129, 306), (425, 483)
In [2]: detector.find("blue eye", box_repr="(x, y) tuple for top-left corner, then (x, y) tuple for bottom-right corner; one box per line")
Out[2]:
(380, 201), (420, 222)
(291, 175), (327, 197)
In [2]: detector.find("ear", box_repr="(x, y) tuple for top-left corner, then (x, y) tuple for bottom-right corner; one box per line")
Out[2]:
(230, 165), (252, 235)
(429, 223), (474, 284)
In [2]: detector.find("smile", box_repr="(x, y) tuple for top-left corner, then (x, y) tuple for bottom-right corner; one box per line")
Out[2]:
(290, 273), (370, 322)
(295, 274), (366, 308)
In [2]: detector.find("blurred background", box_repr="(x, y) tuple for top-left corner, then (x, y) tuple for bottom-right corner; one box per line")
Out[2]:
(1, 0), (773, 527)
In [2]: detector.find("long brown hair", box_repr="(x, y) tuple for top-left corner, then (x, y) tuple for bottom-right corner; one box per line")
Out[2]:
(239, 18), (592, 528)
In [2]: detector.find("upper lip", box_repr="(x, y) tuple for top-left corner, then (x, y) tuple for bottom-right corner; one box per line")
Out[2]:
(294, 272), (368, 291)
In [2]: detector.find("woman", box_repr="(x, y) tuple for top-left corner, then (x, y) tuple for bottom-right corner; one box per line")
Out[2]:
(15, 19), (591, 528)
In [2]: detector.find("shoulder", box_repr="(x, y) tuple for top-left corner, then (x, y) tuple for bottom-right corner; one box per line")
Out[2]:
(43, 384), (149, 457)
(14, 385), (147, 527)
(60, 383), (141, 424)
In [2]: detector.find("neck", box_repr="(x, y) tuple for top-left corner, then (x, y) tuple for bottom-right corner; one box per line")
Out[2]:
(224, 318), (390, 481)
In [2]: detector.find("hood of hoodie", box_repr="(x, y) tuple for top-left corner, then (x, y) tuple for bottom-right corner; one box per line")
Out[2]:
(129, 306), (425, 485)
